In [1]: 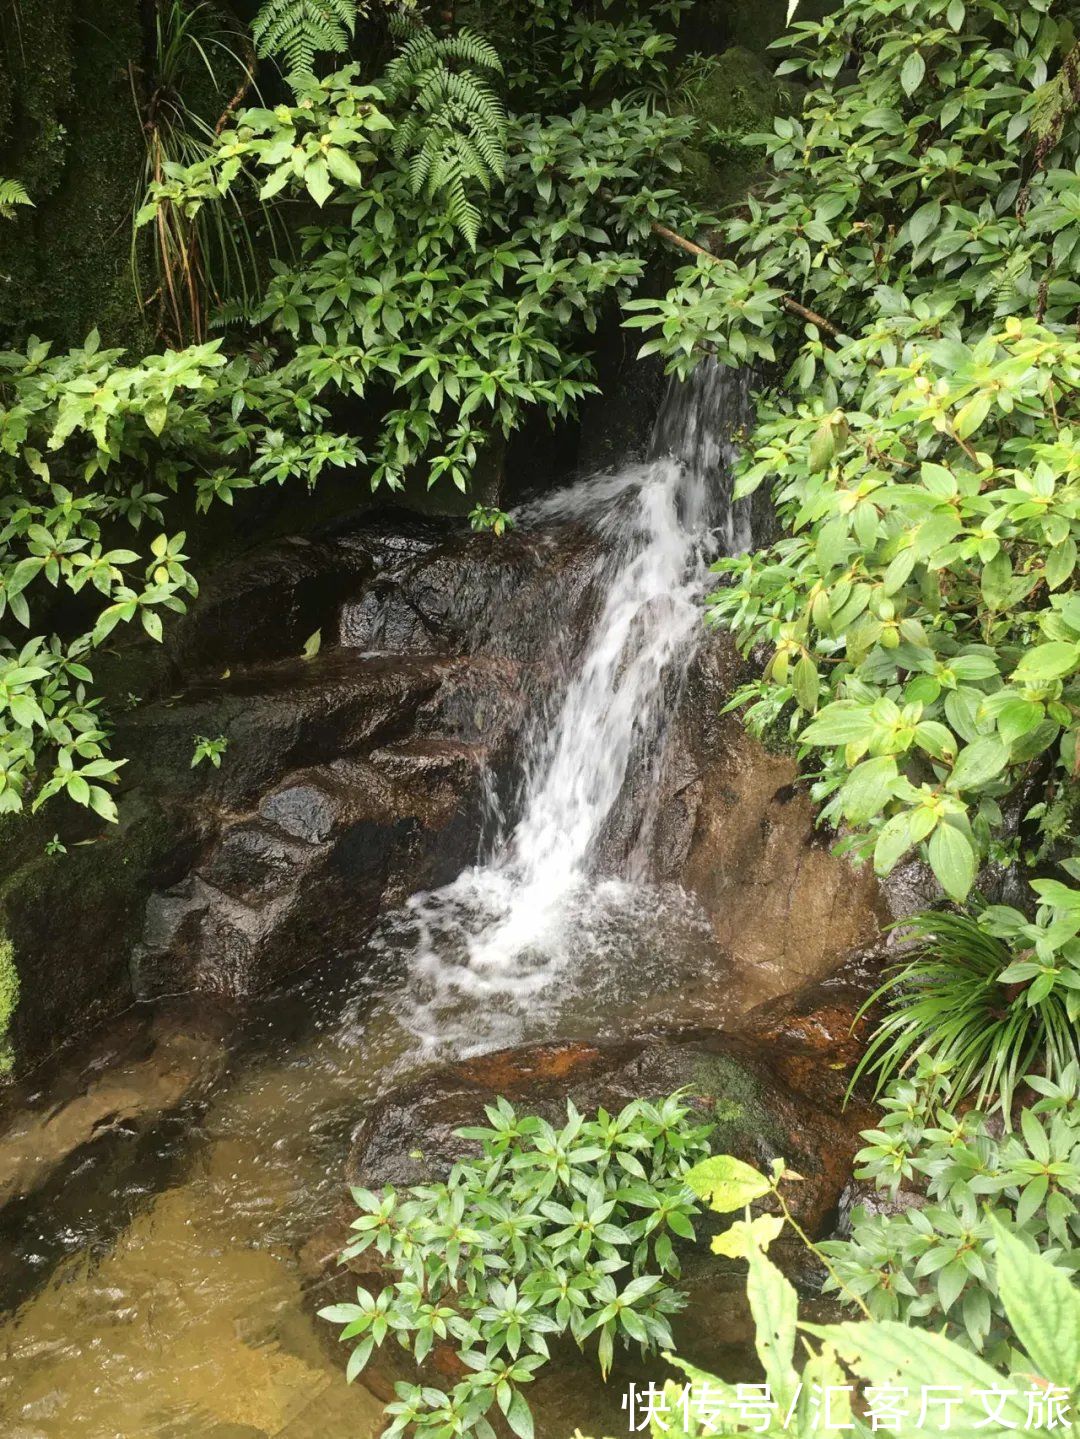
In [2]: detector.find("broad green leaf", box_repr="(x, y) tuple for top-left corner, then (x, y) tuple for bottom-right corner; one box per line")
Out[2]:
(806, 1321), (1031, 1435)
(746, 1240), (799, 1411)
(800, 702), (875, 745)
(946, 736), (1008, 792)
(991, 1218), (1080, 1382)
(1014, 643), (1080, 684)
(793, 652), (819, 713)
(684, 1155), (771, 1213)
(928, 821), (976, 901)
(901, 50), (925, 94)
(838, 756), (898, 824)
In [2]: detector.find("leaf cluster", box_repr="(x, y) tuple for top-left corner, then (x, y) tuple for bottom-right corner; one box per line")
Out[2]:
(822, 1057), (1080, 1367)
(627, 0), (1080, 905)
(320, 1094), (711, 1438)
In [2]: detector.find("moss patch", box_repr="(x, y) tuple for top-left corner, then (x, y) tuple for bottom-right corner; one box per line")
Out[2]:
(0, 933), (18, 1077)
(0, 0), (150, 349)
(674, 47), (799, 213)
(690, 1052), (786, 1155)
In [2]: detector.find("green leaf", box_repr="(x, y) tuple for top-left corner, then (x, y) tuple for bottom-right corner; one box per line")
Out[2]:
(87, 785), (119, 824)
(302, 628), (322, 659)
(345, 1338), (373, 1383)
(1046, 539), (1076, 591)
(684, 1155), (771, 1213)
(505, 1390), (535, 1439)
(808, 421), (836, 473)
(997, 1235), (1080, 1365)
(1014, 643), (1080, 684)
(325, 147), (365, 190)
(793, 652), (819, 713)
(746, 1241), (798, 1410)
(946, 736), (1008, 792)
(838, 756), (898, 825)
(900, 50), (925, 94)
(304, 158), (333, 207)
(800, 702), (875, 745)
(980, 551), (1013, 611)
(806, 1321), (1030, 1434)
(928, 822), (976, 901)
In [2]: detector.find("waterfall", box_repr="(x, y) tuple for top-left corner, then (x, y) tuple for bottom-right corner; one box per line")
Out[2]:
(375, 362), (756, 1051)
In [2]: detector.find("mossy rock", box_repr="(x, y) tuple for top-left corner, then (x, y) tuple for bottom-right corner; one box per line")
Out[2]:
(673, 46), (800, 212)
(0, 791), (200, 1078)
(0, 932), (18, 1076)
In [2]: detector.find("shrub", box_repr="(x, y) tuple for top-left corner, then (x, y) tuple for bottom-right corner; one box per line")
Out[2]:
(320, 1095), (711, 1438)
(575, 1149), (1080, 1437)
(627, 0), (1080, 904)
(822, 1058), (1080, 1363)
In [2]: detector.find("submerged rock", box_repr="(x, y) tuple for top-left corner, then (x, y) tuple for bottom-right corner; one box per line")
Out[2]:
(349, 960), (876, 1242)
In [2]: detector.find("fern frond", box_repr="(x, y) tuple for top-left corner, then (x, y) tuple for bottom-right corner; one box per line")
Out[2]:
(252, 0), (358, 81)
(381, 24), (506, 246)
(0, 178), (32, 221)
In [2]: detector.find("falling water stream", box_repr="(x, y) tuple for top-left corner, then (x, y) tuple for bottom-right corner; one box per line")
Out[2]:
(0, 365), (758, 1439)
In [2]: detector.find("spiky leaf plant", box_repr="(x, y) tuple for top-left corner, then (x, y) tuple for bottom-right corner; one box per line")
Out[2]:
(850, 910), (1080, 1119)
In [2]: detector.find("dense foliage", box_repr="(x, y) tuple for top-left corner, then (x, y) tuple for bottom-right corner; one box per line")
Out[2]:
(631, 0), (1080, 907)
(0, 0), (711, 824)
(576, 1148), (1080, 1438)
(320, 1095), (710, 1438)
(821, 1058), (1080, 1362)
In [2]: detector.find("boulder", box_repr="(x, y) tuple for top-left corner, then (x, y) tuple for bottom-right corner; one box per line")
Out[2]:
(349, 956), (877, 1241)
(647, 634), (889, 1004)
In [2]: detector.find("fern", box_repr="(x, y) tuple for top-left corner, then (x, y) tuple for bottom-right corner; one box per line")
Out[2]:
(0, 178), (31, 221)
(252, 0), (358, 82)
(383, 25), (506, 247)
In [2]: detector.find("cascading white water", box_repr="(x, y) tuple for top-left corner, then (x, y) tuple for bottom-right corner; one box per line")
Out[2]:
(374, 362), (756, 1051)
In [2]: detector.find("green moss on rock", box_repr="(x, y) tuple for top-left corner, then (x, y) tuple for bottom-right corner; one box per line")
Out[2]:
(673, 47), (798, 212)
(690, 1051), (786, 1154)
(0, 932), (18, 1077)
(0, 0), (150, 349)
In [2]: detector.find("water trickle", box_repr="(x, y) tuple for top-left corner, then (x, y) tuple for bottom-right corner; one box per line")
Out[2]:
(374, 362), (757, 1052)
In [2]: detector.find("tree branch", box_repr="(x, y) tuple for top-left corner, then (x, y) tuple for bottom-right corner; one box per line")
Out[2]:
(650, 221), (852, 344)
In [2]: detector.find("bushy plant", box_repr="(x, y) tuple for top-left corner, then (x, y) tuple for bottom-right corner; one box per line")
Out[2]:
(575, 1149), (1080, 1438)
(822, 1058), (1080, 1364)
(1, 1), (717, 823)
(319, 1094), (711, 1438)
(851, 870), (1080, 1112)
(627, 0), (1080, 904)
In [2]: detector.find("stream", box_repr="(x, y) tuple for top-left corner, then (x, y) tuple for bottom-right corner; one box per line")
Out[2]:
(0, 367), (761, 1438)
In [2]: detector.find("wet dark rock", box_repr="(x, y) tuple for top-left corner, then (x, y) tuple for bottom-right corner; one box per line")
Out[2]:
(169, 536), (374, 680)
(337, 524), (603, 669)
(130, 679), (526, 999)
